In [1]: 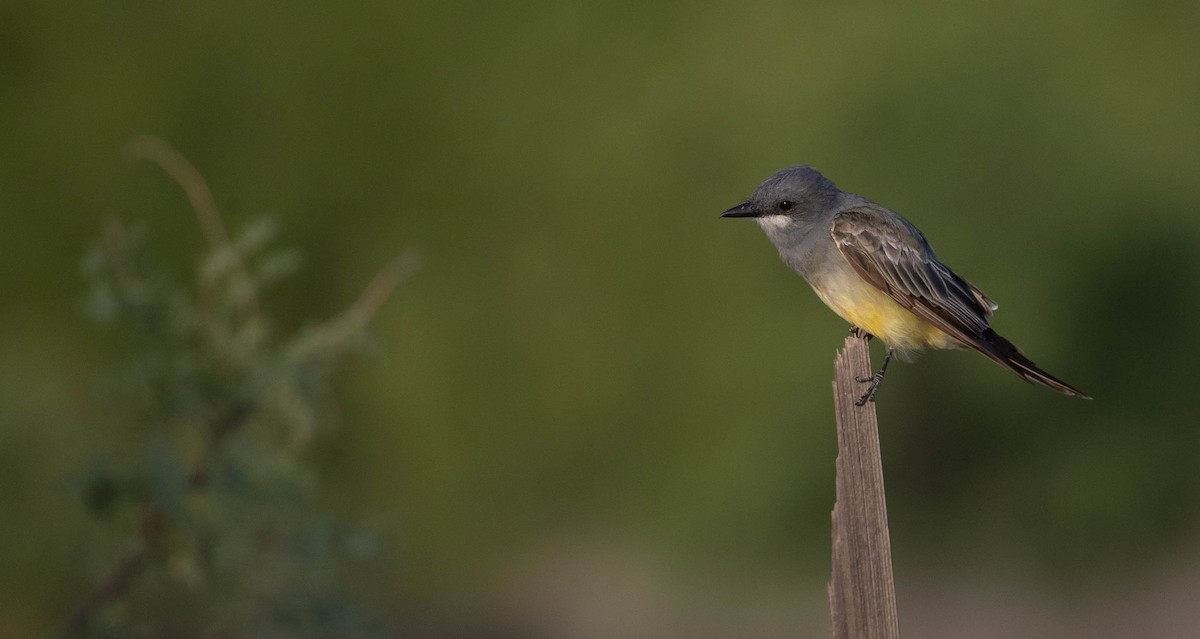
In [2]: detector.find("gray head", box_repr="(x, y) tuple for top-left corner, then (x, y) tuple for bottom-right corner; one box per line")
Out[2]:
(721, 165), (841, 223)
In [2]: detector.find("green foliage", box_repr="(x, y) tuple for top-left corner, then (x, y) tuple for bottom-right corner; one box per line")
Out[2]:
(69, 217), (387, 638)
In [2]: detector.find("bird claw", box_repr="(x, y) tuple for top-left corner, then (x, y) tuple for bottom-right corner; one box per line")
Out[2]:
(852, 350), (893, 406)
(848, 326), (873, 340)
(854, 373), (884, 406)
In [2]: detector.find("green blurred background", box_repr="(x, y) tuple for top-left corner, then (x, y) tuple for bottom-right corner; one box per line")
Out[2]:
(3, 0), (1200, 636)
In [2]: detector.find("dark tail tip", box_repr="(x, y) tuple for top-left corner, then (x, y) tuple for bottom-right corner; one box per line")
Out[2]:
(980, 330), (1091, 399)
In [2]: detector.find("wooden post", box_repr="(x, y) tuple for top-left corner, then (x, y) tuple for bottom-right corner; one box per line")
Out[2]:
(828, 334), (900, 638)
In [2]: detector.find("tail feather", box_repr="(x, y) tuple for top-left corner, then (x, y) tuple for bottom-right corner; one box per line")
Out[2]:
(973, 330), (1091, 399)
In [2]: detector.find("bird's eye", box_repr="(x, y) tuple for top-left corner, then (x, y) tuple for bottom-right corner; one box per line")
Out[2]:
(779, 200), (794, 211)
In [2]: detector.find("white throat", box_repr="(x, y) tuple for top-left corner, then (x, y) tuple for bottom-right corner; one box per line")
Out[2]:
(756, 215), (791, 230)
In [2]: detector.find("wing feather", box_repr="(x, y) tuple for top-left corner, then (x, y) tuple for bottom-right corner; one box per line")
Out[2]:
(829, 205), (1088, 398)
(830, 206), (994, 344)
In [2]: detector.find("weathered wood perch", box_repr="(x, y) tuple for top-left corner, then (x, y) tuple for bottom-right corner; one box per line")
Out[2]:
(828, 333), (900, 639)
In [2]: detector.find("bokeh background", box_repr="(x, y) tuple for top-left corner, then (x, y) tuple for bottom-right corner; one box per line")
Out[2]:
(3, 1), (1200, 636)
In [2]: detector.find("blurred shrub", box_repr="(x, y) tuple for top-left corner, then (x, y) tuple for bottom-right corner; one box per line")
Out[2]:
(63, 143), (411, 638)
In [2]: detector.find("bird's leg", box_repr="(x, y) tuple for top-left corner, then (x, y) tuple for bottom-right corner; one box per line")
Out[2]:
(854, 348), (893, 406)
(849, 325), (873, 341)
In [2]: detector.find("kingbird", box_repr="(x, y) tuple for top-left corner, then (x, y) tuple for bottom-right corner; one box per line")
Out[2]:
(723, 165), (1089, 403)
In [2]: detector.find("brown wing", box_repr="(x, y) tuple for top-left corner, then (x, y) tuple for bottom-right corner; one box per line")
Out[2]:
(830, 205), (994, 345)
(831, 205), (1090, 398)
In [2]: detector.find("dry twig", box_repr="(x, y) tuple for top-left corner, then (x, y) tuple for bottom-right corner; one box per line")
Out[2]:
(127, 134), (260, 320)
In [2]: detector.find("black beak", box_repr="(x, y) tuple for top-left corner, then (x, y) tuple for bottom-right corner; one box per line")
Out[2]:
(721, 201), (763, 218)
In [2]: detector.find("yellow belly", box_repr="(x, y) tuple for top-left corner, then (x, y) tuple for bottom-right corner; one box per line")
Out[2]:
(811, 271), (960, 351)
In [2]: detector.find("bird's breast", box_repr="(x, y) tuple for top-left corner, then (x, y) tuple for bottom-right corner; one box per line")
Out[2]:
(809, 266), (960, 351)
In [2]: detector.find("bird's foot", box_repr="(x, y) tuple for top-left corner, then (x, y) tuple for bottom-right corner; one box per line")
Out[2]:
(852, 349), (893, 406)
(849, 325), (873, 341)
(854, 372), (885, 406)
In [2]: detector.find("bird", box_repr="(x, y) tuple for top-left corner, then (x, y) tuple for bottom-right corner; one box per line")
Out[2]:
(722, 165), (1089, 404)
